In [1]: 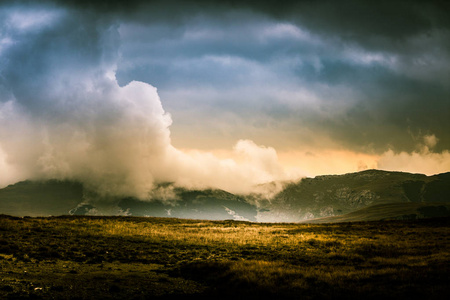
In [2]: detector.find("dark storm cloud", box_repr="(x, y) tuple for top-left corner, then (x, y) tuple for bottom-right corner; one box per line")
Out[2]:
(55, 0), (450, 38)
(113, 0), (449, 152)
(298, 59), (450, 152)
(1, 0), (450, 157)
(0, 2), (119, 113)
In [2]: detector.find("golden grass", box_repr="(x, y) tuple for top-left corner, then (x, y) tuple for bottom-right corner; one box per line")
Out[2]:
(0, 215), (449, 299)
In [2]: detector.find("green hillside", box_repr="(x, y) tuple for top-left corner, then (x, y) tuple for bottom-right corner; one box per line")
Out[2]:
(304, 202), (450, 223)
(0, 180), (83, 217)
(256, 170), (450, 222)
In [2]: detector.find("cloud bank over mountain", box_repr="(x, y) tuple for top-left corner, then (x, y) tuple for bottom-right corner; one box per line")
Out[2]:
(0, 1), (298, 198)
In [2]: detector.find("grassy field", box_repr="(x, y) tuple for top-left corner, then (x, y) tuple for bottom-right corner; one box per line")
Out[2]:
(0, 215), (449, 299)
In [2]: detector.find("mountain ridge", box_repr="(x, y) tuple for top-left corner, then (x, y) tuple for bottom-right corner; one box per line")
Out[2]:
(1, 169), (449, 222)
(253, 169), (450, 222)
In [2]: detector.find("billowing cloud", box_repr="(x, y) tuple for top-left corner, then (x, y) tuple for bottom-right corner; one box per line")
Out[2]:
(0, 72), (298, 195)
(378, 149), (450, 176)
(378, 134), (450, 175)
(0, 2), (300, 200)
(162, 140), (300, 195)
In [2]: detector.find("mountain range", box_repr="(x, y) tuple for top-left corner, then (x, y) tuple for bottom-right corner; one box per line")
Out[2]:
(1, 169), (449, 222)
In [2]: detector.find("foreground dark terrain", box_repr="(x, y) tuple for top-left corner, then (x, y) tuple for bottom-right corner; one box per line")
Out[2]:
(0, 215), (449, 299)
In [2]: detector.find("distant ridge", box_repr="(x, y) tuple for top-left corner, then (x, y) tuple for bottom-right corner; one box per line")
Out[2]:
(1, 169), (450, 222)
(254, 169), (450, 222)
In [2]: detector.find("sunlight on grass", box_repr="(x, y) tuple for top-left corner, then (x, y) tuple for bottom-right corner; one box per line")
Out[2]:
(0, 215), (448, 298)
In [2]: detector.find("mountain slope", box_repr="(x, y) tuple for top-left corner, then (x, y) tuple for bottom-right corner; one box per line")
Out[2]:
(117, 188), (257, 221)
(303, 202), (450, 223)
(255, 170), (450, 222)
(1, 181), (257, 221)
(0, 180), (83, 217)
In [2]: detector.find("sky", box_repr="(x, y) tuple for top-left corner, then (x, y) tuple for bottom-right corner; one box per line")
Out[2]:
(0, 0), (449, 198)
